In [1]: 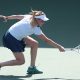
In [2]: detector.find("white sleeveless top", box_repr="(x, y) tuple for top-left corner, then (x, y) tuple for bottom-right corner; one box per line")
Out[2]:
(8, 15), (43, 40)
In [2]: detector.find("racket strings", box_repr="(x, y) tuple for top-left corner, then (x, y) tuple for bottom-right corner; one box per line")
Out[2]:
(72, 45), (80, 53)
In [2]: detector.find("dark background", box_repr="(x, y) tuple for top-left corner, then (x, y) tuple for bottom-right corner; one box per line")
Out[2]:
(0, 0), (80, 48)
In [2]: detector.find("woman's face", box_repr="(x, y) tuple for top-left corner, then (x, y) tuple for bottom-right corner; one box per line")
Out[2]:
(36, 18), (45, 26)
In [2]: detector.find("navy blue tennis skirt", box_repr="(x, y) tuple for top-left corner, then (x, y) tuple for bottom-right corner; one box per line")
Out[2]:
(2, 32), (26, 52)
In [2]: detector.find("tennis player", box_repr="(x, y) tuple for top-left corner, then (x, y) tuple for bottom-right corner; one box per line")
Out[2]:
(0, 10), (65, 74)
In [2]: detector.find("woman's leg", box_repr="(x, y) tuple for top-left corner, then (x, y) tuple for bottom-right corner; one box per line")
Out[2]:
(24, 36), (38, 66)
(0, 52), (25, 67)
(24, 37), (43, 74)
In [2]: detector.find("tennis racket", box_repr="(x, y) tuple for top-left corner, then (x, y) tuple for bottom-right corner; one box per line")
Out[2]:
(65, 44), (80, 54)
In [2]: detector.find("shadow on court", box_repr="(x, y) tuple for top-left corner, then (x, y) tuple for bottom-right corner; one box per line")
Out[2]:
(33, 78), (80, 80)
(0, 75), (80, 80)
(0, 74), (33, 80)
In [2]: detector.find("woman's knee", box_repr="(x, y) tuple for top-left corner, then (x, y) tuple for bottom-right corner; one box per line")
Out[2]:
(13, 52), (25, 65)
(32, 41), (39, 47)
(16, 58), (25, 65)
(24, 37), (39, 47)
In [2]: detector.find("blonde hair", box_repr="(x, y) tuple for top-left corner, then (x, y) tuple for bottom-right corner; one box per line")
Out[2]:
(29, 10), (44, 16)
(29, 9), (45, 26)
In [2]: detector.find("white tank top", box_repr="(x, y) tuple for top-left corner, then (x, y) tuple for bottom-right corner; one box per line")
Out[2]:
(8, 15), (43, 40)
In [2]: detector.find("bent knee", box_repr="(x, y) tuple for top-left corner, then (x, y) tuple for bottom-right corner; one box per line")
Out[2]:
(16, 58), (25, 65)
(32, 41), (39, 47)
(29, 40), (39, 47)
(33, 41), (39, 46)
(20, 60), (25, 65)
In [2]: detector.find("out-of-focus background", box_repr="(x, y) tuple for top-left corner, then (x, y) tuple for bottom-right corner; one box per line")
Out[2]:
(0, 0), (80, 48)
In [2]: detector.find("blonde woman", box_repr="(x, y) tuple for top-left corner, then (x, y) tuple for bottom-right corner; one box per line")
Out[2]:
(0, 10), (65, 74)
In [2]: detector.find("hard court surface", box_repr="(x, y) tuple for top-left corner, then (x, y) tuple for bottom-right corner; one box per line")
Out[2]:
(0, 47), (80, 80)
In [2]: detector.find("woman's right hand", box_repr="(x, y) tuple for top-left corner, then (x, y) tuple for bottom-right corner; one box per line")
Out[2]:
(58, 45), (65, 52)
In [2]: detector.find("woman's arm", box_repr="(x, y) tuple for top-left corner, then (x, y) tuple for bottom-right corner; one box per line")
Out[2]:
(37, 33), (65, 52)
(6, 15), (25, 20)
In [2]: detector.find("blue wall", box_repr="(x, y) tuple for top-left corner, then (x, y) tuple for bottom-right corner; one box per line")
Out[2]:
(0, 0), (80, 48)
